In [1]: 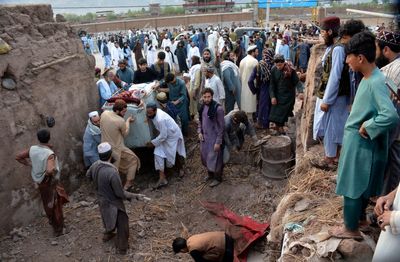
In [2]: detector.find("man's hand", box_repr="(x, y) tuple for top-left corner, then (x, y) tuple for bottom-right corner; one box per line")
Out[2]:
(145, 142), (154, 148)
(214, 144), (221, 152)
(271, 98), (277, 105)
(359, 123), (369, 139)
(378, 211), (392, 231)
(198, 133), (204, 142)
(127, 116), (135, 123)
(320, 103), (329, 112)
(173, 100), (180, 105)
(375, 195), (394, 216)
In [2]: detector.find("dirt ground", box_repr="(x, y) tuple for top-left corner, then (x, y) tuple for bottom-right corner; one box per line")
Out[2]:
(0, 125), (287, 262)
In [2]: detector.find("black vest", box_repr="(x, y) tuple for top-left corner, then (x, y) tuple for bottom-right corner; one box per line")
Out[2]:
(316, 42), (350, 99)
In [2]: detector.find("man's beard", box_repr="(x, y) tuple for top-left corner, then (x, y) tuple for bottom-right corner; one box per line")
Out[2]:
(203, 56), (211, 63)
(324, 35), (334, 46)
(376, 53), (390, 69)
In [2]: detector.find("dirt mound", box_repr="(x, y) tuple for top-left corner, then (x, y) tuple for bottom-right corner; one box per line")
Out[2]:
(0, 4), (97, 235)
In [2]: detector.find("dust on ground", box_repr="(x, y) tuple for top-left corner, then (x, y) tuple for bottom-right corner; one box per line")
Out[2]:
(0, 125), (287, 262)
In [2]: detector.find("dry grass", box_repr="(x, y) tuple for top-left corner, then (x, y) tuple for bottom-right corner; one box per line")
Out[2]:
(269, 146), (341, 244)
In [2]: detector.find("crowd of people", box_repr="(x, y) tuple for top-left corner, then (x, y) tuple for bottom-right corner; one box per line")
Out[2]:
(14, 15), (400, 261)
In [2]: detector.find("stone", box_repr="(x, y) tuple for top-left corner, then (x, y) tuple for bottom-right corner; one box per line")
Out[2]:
(338, 239), (373, 261)
(10, 249), (20, 255)
(137, 221), (146, 228)
(138, 230), (146, 237)
(0, 38), (11, 54)
(294, 198), (311, 212)
(51, 240), (58, 246)
(2, 78), (16, 90)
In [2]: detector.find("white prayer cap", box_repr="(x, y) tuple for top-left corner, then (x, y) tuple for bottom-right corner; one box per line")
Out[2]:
(247, 45), (257, 52)
(182, 73), (190, 78)
(98, 142), (112, 154)
(88, 111), (99, 118)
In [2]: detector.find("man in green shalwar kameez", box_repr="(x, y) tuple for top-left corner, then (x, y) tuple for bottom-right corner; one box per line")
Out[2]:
(331, 31), (399, 239)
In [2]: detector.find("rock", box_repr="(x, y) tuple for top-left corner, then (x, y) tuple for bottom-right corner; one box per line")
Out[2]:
(51, 240), (58, 246)
(2, 78), (16, 90)
(338, 239), (373, 261)
(138, 230), (146, 237)
(294, 198), (311, 212)
(10, 249), (20, 255)
(0, 38), (11, 54)
(137, 221), (146, 228)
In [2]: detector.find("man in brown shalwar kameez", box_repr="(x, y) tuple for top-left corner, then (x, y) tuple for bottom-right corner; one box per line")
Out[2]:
(100, 99), (140, 191)
(15, 129), (69, 237)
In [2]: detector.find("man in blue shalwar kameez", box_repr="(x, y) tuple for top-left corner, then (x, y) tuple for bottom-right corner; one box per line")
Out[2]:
(83, 111), (102, 168)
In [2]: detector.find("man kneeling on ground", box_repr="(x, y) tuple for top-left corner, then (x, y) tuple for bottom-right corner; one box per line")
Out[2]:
(224, 110), (259, 163)
(172, 231), (234, 262)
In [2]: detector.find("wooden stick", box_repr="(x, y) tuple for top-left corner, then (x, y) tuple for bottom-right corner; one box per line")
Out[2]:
(31, 54), (79, 72)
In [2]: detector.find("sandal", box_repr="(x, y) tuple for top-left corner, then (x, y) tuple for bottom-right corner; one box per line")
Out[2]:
(311, 159), (337, 171)
(329, 226), (363, 241)
(153, 179), (168, 189)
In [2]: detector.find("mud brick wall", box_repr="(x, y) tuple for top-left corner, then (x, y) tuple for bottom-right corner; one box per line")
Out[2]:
(0, 4), (97, 235)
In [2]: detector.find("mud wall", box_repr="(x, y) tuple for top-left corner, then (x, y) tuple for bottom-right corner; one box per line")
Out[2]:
(0, 5), (97, 235)
(72, 12), (253, 33)
(299, 43), (326, 152)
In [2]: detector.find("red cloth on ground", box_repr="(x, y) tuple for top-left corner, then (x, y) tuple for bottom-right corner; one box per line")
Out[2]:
(200, 201), (269, 262)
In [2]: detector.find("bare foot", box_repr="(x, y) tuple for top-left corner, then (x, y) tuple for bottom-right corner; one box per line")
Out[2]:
(329, 226), (363, 240)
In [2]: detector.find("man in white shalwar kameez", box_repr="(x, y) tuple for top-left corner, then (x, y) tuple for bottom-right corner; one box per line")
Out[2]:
(146, 103), (186, 189)
(161, 35), (172, 50)
(207, 31), (218, 57)
(110, 42), (120, 67)
(239, 45), (259, 119)
(187, 42), (200, 68)
(146, 42), (157, 67)
(373, 184), (400, 262)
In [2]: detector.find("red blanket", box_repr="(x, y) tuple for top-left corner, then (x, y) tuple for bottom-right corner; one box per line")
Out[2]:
(201, 201), (269, 262)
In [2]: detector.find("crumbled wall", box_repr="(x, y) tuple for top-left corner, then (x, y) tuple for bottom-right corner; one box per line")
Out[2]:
(299, 43), (326, 151)
(0, 4), (97, 235)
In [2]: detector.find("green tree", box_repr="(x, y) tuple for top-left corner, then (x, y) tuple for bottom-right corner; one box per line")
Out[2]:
(106, 12), (118, 21)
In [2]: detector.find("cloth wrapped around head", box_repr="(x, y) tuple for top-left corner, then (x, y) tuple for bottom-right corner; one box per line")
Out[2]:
(320, 16), (340, 34)
(259, 48), (275, 82)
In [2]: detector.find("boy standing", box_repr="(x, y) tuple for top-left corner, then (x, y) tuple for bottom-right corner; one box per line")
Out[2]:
(331, 31), (399, 239)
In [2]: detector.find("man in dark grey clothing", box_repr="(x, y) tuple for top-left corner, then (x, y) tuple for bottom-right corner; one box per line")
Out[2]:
(86, 142), (129, 254)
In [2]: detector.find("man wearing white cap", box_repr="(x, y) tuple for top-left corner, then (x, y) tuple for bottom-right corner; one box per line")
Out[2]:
(83, 111), (102, 168)
(86, 142), (129, 254)
(239, 45), (259, 119)
(145, 102), (186, 188)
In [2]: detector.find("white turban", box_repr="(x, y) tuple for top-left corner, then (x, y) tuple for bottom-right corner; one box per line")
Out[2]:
(88, 111), (99, 118)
